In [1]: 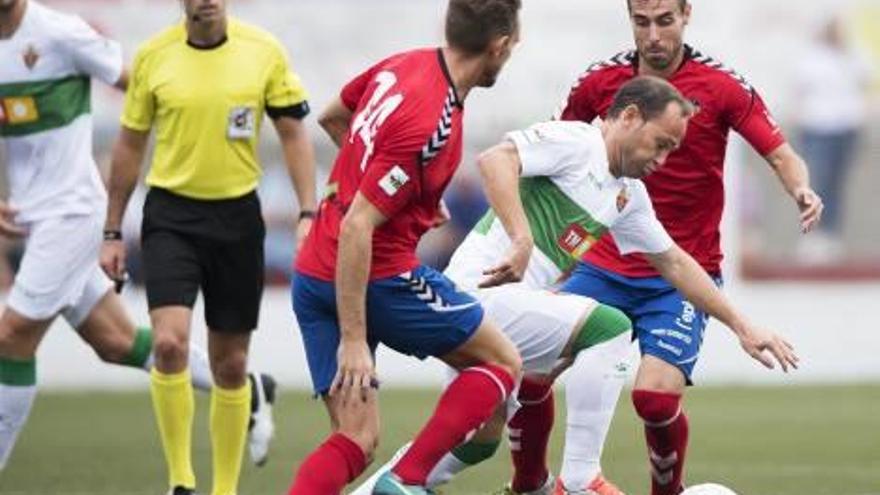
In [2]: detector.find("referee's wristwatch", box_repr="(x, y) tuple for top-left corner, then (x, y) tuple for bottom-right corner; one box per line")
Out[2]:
(103, 229), (123, 241)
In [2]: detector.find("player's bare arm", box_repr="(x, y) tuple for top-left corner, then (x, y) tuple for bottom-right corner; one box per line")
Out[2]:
(273, 117), (317, 249)
(113, 69), (130, 91)
(318, 96), (355, 148)
(764, 142), (824, 233)
(100, 127), (149, 281)
(475, 141), (534, 288)
(646, 244), (799, 372)
(0, 201), (24, 238)
(333, 192), (385, 394)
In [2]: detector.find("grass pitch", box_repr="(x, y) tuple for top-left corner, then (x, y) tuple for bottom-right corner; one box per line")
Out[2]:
(2, 384), (877, 495)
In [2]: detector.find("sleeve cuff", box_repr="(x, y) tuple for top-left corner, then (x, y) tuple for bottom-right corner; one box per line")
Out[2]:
(119, 117), (151, 132)
(266, 101), (310, 120)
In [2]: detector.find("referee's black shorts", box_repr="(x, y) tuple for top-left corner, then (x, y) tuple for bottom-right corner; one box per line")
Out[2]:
(141, 187), (266, 332)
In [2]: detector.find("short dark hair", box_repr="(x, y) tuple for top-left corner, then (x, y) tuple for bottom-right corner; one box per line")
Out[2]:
(607, 76), (694, 121)
(626, 0), (688, 13)
(445, 0), (522, 54)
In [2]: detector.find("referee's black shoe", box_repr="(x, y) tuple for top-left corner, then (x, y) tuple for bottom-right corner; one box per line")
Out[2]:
(166, 486), (197, 495)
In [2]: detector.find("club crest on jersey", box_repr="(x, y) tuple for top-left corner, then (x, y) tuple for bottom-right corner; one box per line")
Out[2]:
(22, 44), (39, 70)
(379, 165), (409, 196)
(616, 186), (630, 212)
(558, 223), (597, 259)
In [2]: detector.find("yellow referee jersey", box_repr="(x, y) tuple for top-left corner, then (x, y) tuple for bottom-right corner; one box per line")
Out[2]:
(122, 18), (309, 200)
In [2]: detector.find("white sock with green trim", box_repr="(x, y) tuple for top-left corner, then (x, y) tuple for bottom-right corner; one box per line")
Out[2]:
(560, 334), (632, 489)
(0, 358), (37, 470)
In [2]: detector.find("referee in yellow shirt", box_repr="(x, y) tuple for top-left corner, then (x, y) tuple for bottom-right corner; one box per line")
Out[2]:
(99, 1), (316, 494)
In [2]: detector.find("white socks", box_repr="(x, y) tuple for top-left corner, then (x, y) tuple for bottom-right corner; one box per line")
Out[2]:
(0, 383), (37, 470)
(559, 334), (633, 489)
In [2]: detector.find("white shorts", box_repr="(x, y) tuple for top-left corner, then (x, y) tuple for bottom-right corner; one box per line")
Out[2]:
(477, 285), (597, 375)
(7, 213), (112, 328)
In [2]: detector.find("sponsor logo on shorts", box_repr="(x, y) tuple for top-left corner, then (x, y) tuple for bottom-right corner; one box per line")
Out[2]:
(650, 328), (693, 345)
(379, 165), (410, 196)
(656, 340), (683, 357)
(674, 301), (696, 330)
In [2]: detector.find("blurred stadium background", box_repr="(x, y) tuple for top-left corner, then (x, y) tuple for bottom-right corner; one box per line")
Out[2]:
(0, 0), (878, 494)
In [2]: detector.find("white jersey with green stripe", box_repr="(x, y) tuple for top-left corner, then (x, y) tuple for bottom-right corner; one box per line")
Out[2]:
(0, 1), (122, 222)
(445, 120), (673, 291)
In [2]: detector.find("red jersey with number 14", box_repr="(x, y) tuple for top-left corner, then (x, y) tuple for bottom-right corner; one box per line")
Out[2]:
(296, 48), (464, 281)
(559, 45), (786, 277)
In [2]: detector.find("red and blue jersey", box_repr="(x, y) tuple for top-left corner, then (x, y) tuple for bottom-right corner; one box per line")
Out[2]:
(296, 48), (464, 281)
(559, 45), (786, 277)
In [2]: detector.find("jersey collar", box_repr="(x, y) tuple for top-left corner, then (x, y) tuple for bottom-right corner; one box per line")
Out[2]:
(186, 33), (228, 50)
(632, 43), (695, 78)
(436, 48), (463, 109)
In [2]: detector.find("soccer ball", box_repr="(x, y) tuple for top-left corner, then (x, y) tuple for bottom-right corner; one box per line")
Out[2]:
(681, 484), (739, 495)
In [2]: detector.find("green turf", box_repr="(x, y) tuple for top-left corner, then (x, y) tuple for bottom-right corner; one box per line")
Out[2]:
(2, 385), (878, 494)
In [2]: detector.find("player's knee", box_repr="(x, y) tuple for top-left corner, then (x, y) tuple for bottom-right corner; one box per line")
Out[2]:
(494, 344), (523, 379)
(152, 331), (189, 368)
(211, 350), (248, 388)
(0, 317), (40, 358)
(631, 388), (682, 424)
(570, 304), (632, 356)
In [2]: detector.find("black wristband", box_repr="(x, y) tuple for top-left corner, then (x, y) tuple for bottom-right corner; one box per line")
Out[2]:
(103, 230), (122, 241)
(298, 210), (316, 221)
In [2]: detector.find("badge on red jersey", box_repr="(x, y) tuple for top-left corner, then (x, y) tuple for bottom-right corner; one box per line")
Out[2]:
(379, 165), (410, 196)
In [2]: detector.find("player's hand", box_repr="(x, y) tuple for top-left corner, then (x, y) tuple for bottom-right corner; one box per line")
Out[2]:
(335, 369), (378, 431)
(0, 201), (25, 238)
(430, 199), (451, 229)
(794, 186), (823, 233)
(295, 216), (313, 252)
(99, 239), (127, 284)
(331, 337), (376, 397)
(478, 236), (533, 288)
(737, 324), (799, 372)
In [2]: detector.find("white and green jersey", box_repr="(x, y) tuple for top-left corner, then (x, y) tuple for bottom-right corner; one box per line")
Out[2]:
(0, 1), (122, 223)
(445, 120), (673, 291)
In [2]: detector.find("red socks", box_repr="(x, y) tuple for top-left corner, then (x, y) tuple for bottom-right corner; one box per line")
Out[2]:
(288, 432), (367, 495)
(509, 376), (555, 492)
(393, 363), (515, 485)
(632, 389), (688, 495)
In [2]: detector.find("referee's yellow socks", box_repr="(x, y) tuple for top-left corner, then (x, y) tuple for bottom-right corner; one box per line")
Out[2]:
(210, 382), (251, 495)
(150, 368), (196, 490)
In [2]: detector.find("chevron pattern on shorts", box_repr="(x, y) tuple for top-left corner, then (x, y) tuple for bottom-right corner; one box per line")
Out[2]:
(401, 271), (446, 311)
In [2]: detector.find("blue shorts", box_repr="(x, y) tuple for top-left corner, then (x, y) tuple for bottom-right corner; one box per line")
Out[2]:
(292, 265), (485, 395)
(560, 262), (722, 382)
